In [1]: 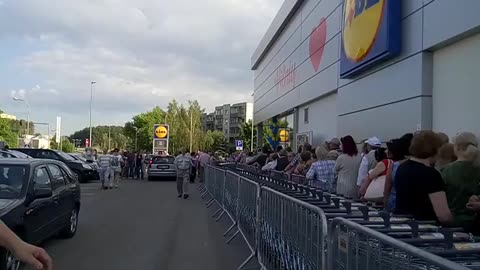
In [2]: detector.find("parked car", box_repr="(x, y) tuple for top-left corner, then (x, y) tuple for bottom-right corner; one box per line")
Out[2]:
(144, 154), (155, 165)
(0, 150), (32, 159)
(147, 155), (176, 181)
(0, 159), (81, 270)
(69, 153), (99, 180)
(12, 149), (96, 183)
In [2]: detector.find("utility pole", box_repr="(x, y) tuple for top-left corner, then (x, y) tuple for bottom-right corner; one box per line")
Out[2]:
(89, 81), (96, 147)
(108, 126), (111, 150)
(189, 112), (193, 153)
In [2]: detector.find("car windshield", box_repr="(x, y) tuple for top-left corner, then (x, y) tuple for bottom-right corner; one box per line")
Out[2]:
(0, 165), (28, 199)
(73, 155), (87, 162)
(56, 151), (75, 161)
(153, 156), (175, 164)
(10, 150), (31, 158)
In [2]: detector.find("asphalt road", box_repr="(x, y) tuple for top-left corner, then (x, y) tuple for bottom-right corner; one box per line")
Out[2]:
(26, 179), (254, 270)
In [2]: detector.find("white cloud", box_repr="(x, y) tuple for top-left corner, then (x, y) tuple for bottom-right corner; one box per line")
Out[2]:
(0, 0), (283, 133)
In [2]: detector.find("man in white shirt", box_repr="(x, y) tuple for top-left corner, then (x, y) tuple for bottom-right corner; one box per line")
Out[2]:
(357, 137), (382, 188)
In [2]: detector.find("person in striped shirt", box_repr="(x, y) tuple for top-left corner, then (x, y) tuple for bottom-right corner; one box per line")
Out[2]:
(97, 152), (114, 189)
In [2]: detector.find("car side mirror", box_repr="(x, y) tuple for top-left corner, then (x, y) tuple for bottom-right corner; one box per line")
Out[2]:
(34, 187), (52, 199)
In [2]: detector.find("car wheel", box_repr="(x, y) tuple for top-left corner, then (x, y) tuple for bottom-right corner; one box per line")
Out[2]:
(0, 249), (21, 270)
(73, 171), (85, 183)
(59, 208), (79, 238)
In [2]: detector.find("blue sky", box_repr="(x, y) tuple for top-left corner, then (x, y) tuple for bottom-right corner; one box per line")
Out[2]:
(0, 0), (282, 135)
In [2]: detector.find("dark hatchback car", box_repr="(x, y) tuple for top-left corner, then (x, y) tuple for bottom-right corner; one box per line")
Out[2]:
(147, 155), (176, 181)
(0, 159), (81, 270)
(12, 149), (96, 183)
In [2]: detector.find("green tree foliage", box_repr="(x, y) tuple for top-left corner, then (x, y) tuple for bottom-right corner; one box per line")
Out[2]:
(0, 118), (18, 147)
(125, 100), (205, 153)
(239, 120), (258, 152)
(70, 126), (126, 150)
(61, 138), (75, 153)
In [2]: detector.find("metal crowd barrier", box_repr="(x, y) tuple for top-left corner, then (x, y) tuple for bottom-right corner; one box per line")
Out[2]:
(201, 163), (479, 270)
(201, 164), (327, 270)
(328, 218), (470, 270)
(258, 186), (327, 270)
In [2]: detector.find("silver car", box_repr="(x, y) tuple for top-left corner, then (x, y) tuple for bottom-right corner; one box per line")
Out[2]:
(147, 155), (176, 181)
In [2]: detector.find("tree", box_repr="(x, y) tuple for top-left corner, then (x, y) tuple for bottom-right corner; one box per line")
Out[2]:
(0, 118), (18, 147)
(70, 126), (126, 150)
(239, 120), (257, 152)
(61, 139), (75, 153)
(124, 100), (205, 153)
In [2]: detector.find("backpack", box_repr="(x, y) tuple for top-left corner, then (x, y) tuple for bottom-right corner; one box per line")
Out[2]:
(177, 155), (191, 170)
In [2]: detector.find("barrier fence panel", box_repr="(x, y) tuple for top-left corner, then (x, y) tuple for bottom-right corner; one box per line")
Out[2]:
(328, 218), (470, 270)
(204, 165), (215, 205)
(259, 186), (328, 270)
(269, 170), (289, 182)
(223, 171), (240, 239)
(290, 174), (306, 184)
(237, 175), (261, 269)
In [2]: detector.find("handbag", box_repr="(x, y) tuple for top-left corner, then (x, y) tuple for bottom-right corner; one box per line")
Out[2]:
(364, 160), (392, 202)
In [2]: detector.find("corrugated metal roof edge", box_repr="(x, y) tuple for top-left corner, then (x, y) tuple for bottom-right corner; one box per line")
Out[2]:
(250, 0), (304, 70)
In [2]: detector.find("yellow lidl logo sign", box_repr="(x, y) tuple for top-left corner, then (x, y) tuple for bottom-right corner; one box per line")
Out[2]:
(340, 0), (401, 78)
(343, 0), (384, 62)
(154, 125), (168, 139)
(279, 129), (289, 143)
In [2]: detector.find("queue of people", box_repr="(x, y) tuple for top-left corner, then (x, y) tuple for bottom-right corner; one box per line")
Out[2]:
(237, 131), (480, 235)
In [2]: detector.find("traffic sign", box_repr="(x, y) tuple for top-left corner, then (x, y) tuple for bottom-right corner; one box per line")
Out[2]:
(153, 124), (169, 154)
(235, 140), (244, 151)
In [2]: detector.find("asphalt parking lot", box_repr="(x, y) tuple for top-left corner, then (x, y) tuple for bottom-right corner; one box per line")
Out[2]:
(26, 180), (253, 270)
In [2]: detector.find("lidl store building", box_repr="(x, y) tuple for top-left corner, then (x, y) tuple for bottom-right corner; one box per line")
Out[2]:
(252, 0), (480, 148)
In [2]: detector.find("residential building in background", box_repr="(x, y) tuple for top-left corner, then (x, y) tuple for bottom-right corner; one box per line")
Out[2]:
(202, 102), (253, 143)
(0, 113), (17, 120)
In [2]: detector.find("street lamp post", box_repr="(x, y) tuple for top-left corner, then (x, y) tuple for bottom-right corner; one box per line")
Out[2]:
(133, 126), (138, 151)
(12, 98), (30, 135)
(89, 81), (97, 147)
(189, 112), (193, 153)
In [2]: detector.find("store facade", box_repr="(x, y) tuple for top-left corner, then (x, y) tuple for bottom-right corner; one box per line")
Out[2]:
(252, 0), (480, 148)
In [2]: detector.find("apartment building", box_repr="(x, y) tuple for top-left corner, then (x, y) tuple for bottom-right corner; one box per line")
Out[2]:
(202, 102), (253, 143)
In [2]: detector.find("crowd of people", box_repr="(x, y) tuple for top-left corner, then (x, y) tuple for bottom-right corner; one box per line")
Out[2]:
(233, 131), (480, 235)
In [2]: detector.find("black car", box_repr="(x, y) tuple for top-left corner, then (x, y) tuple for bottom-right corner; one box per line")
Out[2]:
(12, 149), (96, 183)
(0, 159), (81, 270)
(69, 153), (100, 180)
(0, 150), (32, 159)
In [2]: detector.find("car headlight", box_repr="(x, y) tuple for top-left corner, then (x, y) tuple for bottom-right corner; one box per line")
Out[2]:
(82, 163), (92, 169)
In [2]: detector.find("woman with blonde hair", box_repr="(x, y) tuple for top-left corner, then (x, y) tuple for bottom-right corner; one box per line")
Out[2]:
(442, 132), (480, 234)
(435, 143), (457, 171)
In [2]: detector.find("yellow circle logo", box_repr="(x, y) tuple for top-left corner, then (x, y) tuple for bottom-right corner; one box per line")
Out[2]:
(279, 129), (289, 143)
(343, 0), (385, 62)
(155, 126), (168, 138)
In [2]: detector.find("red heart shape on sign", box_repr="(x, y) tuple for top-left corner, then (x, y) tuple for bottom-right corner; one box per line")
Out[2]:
(309, 17), (327, 72)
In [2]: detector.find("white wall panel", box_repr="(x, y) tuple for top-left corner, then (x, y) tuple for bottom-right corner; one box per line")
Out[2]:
(433, 33), (480, 138)
(337, 97), (431, 142)
(337, 53), (425, 115)
(298, 93), (337, 146)
(254, 10), (302, 85)
(424, 0), (480, 49)
(300, 0), (342, 42)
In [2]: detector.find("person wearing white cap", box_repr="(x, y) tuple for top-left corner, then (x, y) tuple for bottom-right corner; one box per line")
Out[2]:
(357, 136), (383, 188)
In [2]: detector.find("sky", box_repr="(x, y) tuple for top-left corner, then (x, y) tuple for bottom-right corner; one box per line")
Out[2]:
(0, 0), (283, 135)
